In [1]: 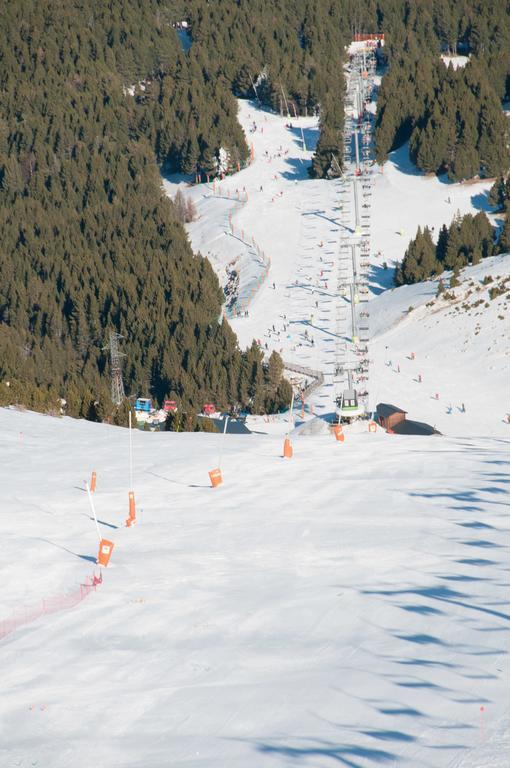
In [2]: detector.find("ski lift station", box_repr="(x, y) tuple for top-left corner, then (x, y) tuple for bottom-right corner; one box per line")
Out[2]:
(336, 388), (365, 422)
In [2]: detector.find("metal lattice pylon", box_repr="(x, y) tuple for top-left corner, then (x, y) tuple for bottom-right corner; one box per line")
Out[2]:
(107, 332), (125, 406)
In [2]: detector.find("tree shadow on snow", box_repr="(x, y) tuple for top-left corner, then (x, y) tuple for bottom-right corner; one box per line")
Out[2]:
(289, 124), (319, 153)
(470, 190), (496, 213)
(252, 737), (398, 766)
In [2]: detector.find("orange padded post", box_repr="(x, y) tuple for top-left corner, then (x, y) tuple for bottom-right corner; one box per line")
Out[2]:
(368, 421), (377, 433)
(90, 471), (97, 493)
(283, 437), (293, 458)
(125, 491), (136, 527)
(332, 424), (345, 442)
(209, 468), (223, 488)
(97, 539), (114, 567)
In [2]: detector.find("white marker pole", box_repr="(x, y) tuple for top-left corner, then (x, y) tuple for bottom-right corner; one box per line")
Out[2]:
(128, 410), (133, 491)
(287, 391), (295, 438)
(218, 416), (229, 469)
(86, 482), (102, 542)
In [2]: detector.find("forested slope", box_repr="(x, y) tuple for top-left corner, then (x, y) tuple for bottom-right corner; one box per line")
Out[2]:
(0, 1), (287, 418)
(2, 0), (510, 419)
(374, 1), (510, 179)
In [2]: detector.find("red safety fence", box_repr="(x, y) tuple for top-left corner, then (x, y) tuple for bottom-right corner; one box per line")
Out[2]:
(0, 571), (102, 642)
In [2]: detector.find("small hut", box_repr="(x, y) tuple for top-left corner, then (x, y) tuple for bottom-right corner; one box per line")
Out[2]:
(376, 403), (440, 436)
(377, 403), (407, 431)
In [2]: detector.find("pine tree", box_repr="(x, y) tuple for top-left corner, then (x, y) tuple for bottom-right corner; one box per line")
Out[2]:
(436, 224), (449, 263)
(498, 217), (510, 254)
(444, 220), (463, 270)
(488, 176), (506, 210)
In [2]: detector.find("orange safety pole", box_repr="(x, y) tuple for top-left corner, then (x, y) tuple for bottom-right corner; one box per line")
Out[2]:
(90, 471), (97, 493)
(125, 491), (136, 527)
(283, 391), (295, 458)
(209, 416), (229, 487)
(86, 481), (115, 567)
(125, 411), (136, 526)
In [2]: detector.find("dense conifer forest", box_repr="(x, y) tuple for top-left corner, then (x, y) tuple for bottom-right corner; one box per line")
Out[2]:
(1, 0), (510, 420)
(0, 1), (288, 419)
(395, 212), (495, 286)
(374, 1), (510, 179)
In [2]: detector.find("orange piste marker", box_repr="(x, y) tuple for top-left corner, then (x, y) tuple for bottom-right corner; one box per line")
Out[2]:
(209, 468), (223, 488)
(90, 471), (97, 493)
(125, 491), (136, 527)
(97, 539), (114, 567)
(283, 392), (295, 458)
(86, 481), (114, 566)
(283, 437), (293, 458)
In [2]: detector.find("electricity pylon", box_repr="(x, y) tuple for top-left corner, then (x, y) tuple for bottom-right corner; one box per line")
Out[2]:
(105, 332), (125, 406)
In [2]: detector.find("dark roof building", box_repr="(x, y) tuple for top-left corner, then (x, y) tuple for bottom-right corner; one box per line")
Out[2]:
(376, 403), (440, 436)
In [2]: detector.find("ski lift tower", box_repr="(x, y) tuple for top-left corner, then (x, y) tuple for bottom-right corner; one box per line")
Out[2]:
(106, 332), (126, 406)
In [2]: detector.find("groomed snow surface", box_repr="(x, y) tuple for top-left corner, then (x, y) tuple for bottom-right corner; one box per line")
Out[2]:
(2, 408), (510, 767)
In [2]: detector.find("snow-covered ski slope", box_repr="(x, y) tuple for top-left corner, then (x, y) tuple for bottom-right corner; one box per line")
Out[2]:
(164, 88), (508, 431)
(370, 255), (510, 437)
(2, 407), (510, 768)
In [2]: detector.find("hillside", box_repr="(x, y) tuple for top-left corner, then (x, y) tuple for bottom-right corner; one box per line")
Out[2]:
(0, 1), (282, 417)
(2, 408), (510, 767)
(166, 93), (509, 432)
(370, 255), (510, 436)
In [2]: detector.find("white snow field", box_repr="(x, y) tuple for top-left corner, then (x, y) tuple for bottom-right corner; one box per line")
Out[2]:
(2, 407), (510, 768)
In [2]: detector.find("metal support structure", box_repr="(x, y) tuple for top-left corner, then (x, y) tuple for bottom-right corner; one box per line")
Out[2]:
(107, 332), (126, 406)
(333, 41), (377, 416)
(353, 177), (360, 232)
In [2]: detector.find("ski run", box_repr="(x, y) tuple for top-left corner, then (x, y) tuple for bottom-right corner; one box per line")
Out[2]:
(2, 39), (510, 768)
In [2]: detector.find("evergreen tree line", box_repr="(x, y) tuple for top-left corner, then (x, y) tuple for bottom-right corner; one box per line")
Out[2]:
(395, 211), (496, 285)
(373, 1), (510, 180)
(177, 1), (510, 180)
(375, 52), (509, 180)
(0, 1), (289, 421)
(182, 0), (353, 178)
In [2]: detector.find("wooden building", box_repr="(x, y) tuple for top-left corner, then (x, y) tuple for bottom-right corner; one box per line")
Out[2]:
(376, 403), (407, 431)
(376, 403), (440, 436)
